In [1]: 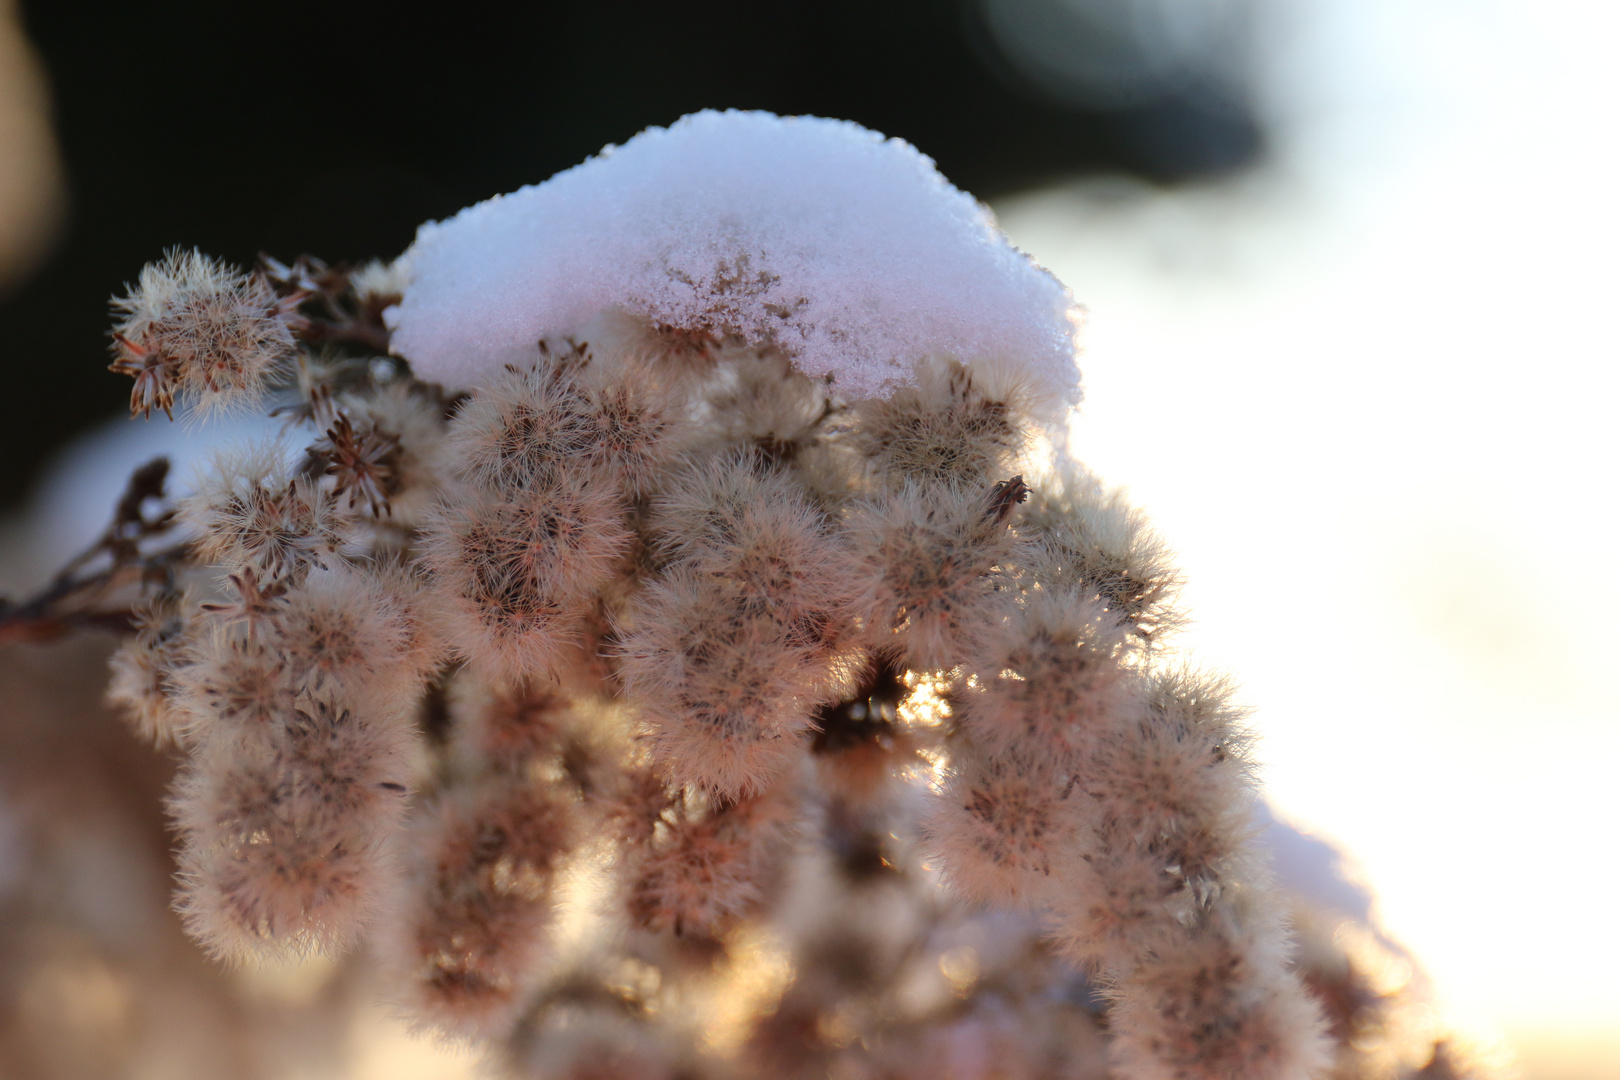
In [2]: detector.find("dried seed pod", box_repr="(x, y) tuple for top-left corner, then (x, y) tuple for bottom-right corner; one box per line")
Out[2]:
(182, 443), (341, 583)
(617, 568), (825, 798)
(170, 696), (414, 960)
(842, 482), (1027, 670)
(109, 249), (294, 419)
(422, 478), (631, 682)
(338, 380), (451, 527)
(624, 785), (798, 940)
(385, 778), (577, 1036)
(850, 355), (1037, 489)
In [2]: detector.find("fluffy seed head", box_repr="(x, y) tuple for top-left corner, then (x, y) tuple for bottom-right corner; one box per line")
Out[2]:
(1044, 837), (1197, 976)
(171, 632), (293, 746)
(923, 741), (1084, 907)
(171, 697), (414, 960)
(365, 558), (453, 692)
(423, 480), (632, 681)
(1108, 910), (1331, 1080)
(568, 344), (695, 497)
(1081, 666), (1258, 882)
(444, 359), (601, 493)
(449, 674), (575, 774)
(444, 347), (687, 497)
(105, 590), (194, 746)
(270, 564), (414, 701)
(562, 306), (719, 376)
(650, 454), (854, 655)
(182, 444), (341, 583)
(1021, 465), (1183, 640)
(313, 412), (401, 518)
(647, 452), (791, 559)
(618, 568), (828, 797)
(339, 381), (450, 526)
(624, 785), (798, 940)
(843, 482), (1026, 670)
(956, 588), (1136, 757)
(109, 249), (294, 420)
(850, 355), (1036, 488)
(386, 780), (575, 1036)
(692, 345), (831, 460)
(348, 257), (409, 306)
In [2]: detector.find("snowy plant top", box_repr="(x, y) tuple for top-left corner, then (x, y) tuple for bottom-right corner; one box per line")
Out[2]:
(389, 110), (1083, 406)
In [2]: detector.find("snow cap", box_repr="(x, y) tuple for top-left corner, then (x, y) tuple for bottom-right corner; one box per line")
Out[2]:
(390, 110), (1083, 406)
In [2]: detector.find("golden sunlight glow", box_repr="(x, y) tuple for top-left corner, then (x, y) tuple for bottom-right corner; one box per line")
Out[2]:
(899, 669), (954, 729)
(700, 924), (796, 1057)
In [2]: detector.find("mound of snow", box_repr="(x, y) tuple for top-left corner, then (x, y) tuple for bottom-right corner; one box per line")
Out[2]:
(390, 110), (1083, 405)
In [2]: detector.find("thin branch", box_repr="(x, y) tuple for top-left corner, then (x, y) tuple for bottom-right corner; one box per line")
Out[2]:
(0, 457), (191, 645)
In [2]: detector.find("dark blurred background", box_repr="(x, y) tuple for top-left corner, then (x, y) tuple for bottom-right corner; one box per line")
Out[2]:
(0, 0), (1262, 512)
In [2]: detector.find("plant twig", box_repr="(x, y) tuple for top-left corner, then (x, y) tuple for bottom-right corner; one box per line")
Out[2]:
(0, 457), (190, 645)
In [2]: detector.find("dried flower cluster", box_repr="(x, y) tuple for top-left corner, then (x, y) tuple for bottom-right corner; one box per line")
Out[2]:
(63, 113), (1353, 1078)
(83, 260), (1325, 1079)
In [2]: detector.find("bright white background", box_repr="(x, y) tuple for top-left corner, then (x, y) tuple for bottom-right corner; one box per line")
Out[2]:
(994, 1), (1620, 1076)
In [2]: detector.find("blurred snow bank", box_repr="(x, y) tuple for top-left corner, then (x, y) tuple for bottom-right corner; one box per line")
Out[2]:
(3, 411), (284, 591)
(994, 1), (1620, 1075)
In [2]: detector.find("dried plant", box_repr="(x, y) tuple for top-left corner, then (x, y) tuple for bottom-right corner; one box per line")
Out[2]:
(0, 111), (1508, 1080)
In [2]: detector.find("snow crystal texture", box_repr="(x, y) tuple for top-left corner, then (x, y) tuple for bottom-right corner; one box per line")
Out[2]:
(390, 111), (1083, 405)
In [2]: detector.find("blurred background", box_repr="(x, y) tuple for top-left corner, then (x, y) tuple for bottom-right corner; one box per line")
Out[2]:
(0, 1), (1614, 1078)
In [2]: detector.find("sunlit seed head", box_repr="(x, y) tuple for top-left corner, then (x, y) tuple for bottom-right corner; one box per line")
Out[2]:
(956, 588), (1137, 757)
(842, 482), (1027, 670)
(182, 443), (342, 583)
(1019, 461), (1184, 641)
(270, 564), (413, 699)
(922, 741), (1084, 907)
(109, 249), (294, 421)
(617, 568), (826, 798)
(422, 479), (631, 682)
(850, 355), (1038, 489)
(650, 453), (855, 653)
(1109, 915), (1331, 1080)
(382, 780), (575, 1036)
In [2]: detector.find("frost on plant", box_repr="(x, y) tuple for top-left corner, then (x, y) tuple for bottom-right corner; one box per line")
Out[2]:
(43, 110), (1357, 1078)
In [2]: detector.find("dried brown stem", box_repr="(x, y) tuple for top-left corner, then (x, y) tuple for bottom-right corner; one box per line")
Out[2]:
(0, 457), (191, 645)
